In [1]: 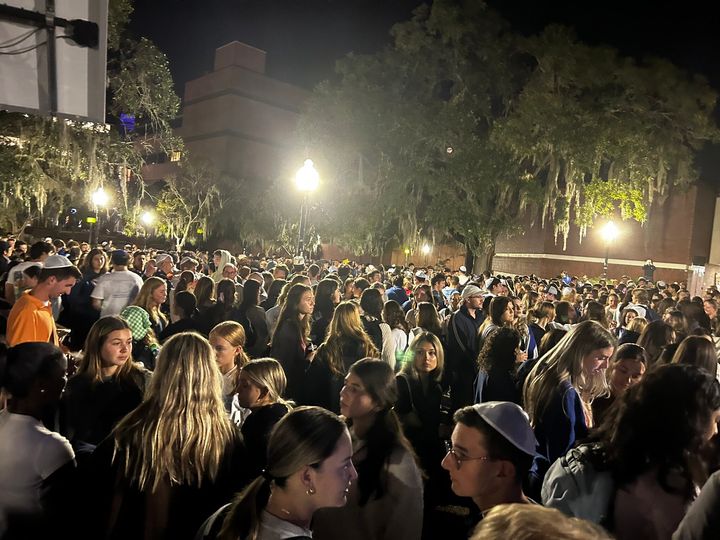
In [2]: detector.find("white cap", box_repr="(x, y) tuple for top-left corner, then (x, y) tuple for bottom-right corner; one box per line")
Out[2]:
(461, 284), (483, 300)
(43, 254), (72, 269)
(472, 401), (538, 457)
(459, 265), (467, 273)
(156, 253), (172, 265)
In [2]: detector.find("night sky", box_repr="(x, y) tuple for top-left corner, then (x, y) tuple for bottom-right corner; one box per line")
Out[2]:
(129, 0), (720, 180)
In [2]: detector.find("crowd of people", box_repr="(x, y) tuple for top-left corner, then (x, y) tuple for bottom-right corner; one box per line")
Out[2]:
(1, 235), (720, 539)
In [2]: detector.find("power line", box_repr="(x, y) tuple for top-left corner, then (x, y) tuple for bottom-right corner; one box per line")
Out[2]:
(0, 27), (40, 49)
(0, 41), (46, 55)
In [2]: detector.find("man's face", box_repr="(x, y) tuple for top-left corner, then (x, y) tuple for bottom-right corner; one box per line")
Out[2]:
(49, 277), (77, 299)
(134, 254), (145, 270)
(274, 268), (287, 280)
(160, 259), (173, 274)
(223, 266), (238, 280)
(465, 295), (483, 310)
(441, 423), (501, 501)
(704, 301), (717, 319)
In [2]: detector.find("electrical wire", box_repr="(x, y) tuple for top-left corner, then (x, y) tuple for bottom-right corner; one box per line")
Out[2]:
(0, 42), (46, 55)
(0, 28), (41, 49)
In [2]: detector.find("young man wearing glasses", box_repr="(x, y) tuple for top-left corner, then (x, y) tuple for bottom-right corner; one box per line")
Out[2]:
(441, 401), (538, 525)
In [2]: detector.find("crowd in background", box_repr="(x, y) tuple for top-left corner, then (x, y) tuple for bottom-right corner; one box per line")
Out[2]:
(2, 234), (720, 539)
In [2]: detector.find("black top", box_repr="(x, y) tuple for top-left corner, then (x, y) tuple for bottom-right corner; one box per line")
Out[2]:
(270, 320), (309, 401)
(241, 403), (290, 477)
(479, 368), (522, 405)
(160, 317), (203, 342)
(395, 372), (442, 452)
(60, 370), (146, 447)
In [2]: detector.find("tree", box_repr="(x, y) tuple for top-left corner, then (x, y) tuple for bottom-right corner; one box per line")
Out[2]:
(155, 159), (219, 251)
(298, 1), (719, 270)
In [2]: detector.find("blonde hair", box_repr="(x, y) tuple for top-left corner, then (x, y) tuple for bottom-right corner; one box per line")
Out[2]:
(317, 301), (378, 375)
(77, 316), (143, 385)
(112, 332), (236, 491)
(524, 321), (616, 427)
(209, 321), (251, 369)
(472, 504), (612, 540)
(240, 358), (290, 407)
(627, 316), (648, 334)
(402, 331), (444, 382)
(132, 276), (168, 326)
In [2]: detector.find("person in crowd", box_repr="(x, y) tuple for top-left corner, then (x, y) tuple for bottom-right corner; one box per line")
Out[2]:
(591, 343), (648, 425)
(201, 279), (237, 336)
(359, 288), (395, 366)
(119, 305), (160, 370)
(479, 296), (516, 347)
(310, 278), (340, 344)
(131, 275), (168, 339)
(442, 402), (538, 534)
(302, 301), (378, 413)
(404, 284), (432, 326)
(152, 253), (175, 314)
(210, 249), (234, 283)
(4, 240), (52, 305)
(60, 317), (150, 453)
(475, 327), (524, 405)
(528, 301), (555, 349)
(312, 358), (423, 540)
(382, 299), (410, 371)
(543, 364), (720, 539)
(266, 275), (310, 333)
(549, 301), (574, 331)
(194, 275), (217, 320)
(580, 301), (610, 329)
(233, 359), (292, 475)
(198, 406), (356, 540)
(90, 250), (144, 319)
(523, 320), (616, 495)
(431, 273), (448, 311)
(637, 320), (676, 365)
(386, 274), (410, 305)
(233, 278), (270, 358)
(671, 335), (719, 376)
(446, 283), (486, 409)
(209, 321), (251, 412)
(472, 504), (612, 540)
(664, 308), (689, 340)
(410, 301), (444, 343)
(85, 332), (249, 540)
(6, 255), (81, 347)
(159, 290), (202, 341)
(395, 332), (446, 513)
(130, 251), (145, 277)
(0, 343), (75, 538)
(673, 468), (720, 539)
(260, 277), (286, 312)
(270, 283), (315, 400)
(59, 247), (107, 350)
(351, 277), (371, 300)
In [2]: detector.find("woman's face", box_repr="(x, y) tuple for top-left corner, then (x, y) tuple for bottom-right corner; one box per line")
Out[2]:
(310, 428), (358, 509)
(609, 358), (645, 395)
(213, 253), (222, 266)
(339, 372), (377, 420)
(235, 370), (263, 408)
(414, 340), (438, 373)
(101, 329), (133, 369)
(501, 302), (515, 324)
(582, 346), (614, 377)
(704, 409), (720, 441)
(298, 291), (315, 315)
(624, 311), (637, 327)
(151, 283), (167, 305)
(210, 335), (240, 373)
(91, 254), (105, 271)
(332, 287), (341, 305)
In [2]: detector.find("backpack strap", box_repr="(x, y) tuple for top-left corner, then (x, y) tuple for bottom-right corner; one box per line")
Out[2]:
(450, 312), (468, 355)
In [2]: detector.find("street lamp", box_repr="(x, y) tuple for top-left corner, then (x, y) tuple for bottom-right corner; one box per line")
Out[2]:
(295, 159), (319, 256)
(421, 244), (431, 266)
(141, 211), (155, 249)
(89, 188), (109, 246)
(600, 221), (619, 280)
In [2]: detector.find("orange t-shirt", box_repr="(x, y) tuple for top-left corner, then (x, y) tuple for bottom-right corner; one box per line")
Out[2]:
(6, 291), (59, 347)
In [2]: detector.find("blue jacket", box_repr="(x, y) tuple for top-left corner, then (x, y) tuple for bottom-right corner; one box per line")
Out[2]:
(386, 285), (409, 305)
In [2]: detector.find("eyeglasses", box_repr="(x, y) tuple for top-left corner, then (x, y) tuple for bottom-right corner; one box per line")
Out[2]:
(444, 440), (492, 469)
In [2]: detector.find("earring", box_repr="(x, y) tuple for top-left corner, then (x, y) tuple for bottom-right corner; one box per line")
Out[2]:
(40, 389), (46, 393)
(306, 487), (316, 495)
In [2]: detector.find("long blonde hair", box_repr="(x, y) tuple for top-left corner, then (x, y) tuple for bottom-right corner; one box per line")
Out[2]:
(132, 276), (168, 326)
(240, 358), (290, 407)
(402, 331), (444, 382)
(112, 332), (236, 491)
(318, 301), (378, 375)
(76, 316), (143, 385)
(523, 321), (616, 427)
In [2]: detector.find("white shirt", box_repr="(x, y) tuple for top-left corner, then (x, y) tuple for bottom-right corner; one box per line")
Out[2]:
(259, 510), (313, 539)
(91, 270), (144, 317)
(0, 411), (74, 535)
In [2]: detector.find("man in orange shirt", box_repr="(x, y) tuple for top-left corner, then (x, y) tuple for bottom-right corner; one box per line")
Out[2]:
(6, 255), (81, 346)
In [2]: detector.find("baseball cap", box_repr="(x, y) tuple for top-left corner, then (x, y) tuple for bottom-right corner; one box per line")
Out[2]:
(472, 401), (538, 457)
(625, 304), (647, 319)
(461, 283), (483, 300)
(156, 253), (172, 265)
(546, 285), (559, 297)
(415, 270), (428, 281)
(179, 256), (198, 267)
(43, 254), (73, 269)
(111, 250), (130, 266)
(657, 280), (667, 289)
(485, 277), (501, 291)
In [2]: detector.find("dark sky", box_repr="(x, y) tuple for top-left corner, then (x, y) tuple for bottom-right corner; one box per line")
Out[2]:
(129, 0), (720, 94)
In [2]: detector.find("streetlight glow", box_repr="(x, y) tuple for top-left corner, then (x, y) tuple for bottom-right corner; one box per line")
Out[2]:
(421, 244), (431, 255)
(92, 188), (109, 207)
(601, 221), (619, 243)
(141, 211), (155, 226)
(295, 159), (320, 192)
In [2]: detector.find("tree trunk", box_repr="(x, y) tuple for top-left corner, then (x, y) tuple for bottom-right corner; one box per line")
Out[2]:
(473, 238), (497, 275)
(464, 243), (475, 275)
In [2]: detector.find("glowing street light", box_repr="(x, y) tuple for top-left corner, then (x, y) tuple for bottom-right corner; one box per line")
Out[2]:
(89, 188), (109, 246)
(421, 244), (431, 255)
(295, 159), (319, 256)
(141, 211), (155, 227)
(91, 187), (109, 208)
(600, 221), (619, 280)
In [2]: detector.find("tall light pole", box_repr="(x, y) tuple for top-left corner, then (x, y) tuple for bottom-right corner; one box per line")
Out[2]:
(141, 210), (155, 250)
(295, 159), (319, 257)
(421, 243), (431, 266)
(90, 188), (109, 246)
(600, 221), (619, 280)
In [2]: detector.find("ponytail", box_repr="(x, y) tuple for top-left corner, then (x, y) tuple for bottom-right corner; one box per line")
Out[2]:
(219, 475), (272, 540)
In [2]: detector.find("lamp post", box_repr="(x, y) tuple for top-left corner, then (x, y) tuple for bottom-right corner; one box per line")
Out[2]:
(421, 243), (431, 266)
(600, 221), (619, 280)
(404, 247), (410, 267)
(294, 159), (319, 257)
(140, 211), (155, 249)
(90, 188), (108, 246)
